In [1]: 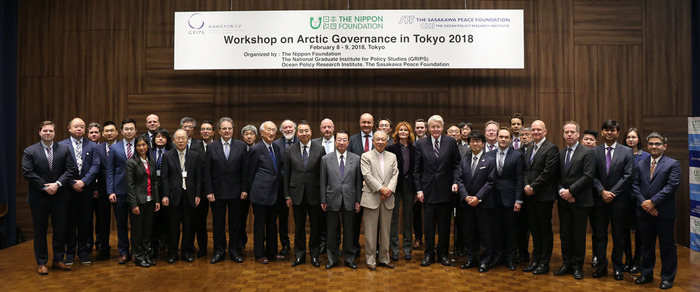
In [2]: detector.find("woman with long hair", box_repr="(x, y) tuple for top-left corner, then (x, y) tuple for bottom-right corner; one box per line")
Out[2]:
(127, 136), (161, 267)
(386, 121), (417, 261)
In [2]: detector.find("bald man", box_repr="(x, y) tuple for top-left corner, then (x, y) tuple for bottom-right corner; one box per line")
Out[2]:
(142, 114), (160, 147)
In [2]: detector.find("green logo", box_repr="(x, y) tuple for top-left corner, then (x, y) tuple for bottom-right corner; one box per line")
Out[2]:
(310, 17), (321, 29)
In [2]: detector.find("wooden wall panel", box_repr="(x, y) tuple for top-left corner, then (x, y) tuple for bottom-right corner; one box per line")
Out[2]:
(537, 0), (573, 93)
(573, 1), (642, 45)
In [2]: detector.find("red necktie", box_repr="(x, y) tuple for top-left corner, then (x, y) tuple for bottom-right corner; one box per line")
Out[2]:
(364, 134), (370, 152)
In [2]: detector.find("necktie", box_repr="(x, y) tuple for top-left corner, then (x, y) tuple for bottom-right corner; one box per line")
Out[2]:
(157, 149), (163, 169)
(529, 145), (538, 163)
(224, 142), (230, 160)
(179, 151), (186, 190)
(434, 138), (440, 157)
(471, 155), (478, 174)
(650, 160), (657, 178)
(325, 140), (330, 154)
(106, 143), (110, 156)
(75, 139), (83, 173)
(302, 145), (308, 168)
(489, 144), (495, 151)
(514, 138), (520, 150)
(364, 134), (370, 152)
(269, 145), (277, 172)
(498, 151), (505, 174)
(565, 147), (572, 171)
(339, 154), (345, 176)
(605, 146), (613, 173)
(46, 146), (53, 171)
(127, 142), (133, 160)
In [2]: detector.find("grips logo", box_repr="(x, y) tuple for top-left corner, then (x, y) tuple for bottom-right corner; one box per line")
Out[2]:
(398, 15), (415, 24)
(188, 13), (205, 30)
(310, 17), (322, 29)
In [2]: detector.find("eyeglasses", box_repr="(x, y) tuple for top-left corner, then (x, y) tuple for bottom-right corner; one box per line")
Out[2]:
(648, 142), (664, 147)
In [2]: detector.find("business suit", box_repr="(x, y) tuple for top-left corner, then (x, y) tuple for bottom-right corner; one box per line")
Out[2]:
(245, 141), (284, 260)
(190, 140), (210, 255)
(457, 142), (469, 159)
(632, 155), (680, 283)
(557, 143), (595, 270)
(489, 147), (524, 265)
(283, 140), (325, 261)
(204, 139), (248, 258)
(515, 145), (531, 260)
(105, 140), (135, 257)
(524, 138), (559, 267)
(126, 156), (159, 263)
(360, 149), (399, 266)
(386, 142), (416, 258)
(592, 143), (634, 273)
(161, 149), (202, 259)
(414, 135), (461, 262)
(22, 142), (76, 265)
(59, 137), (100, 263)
(150, 146), (170, 256)
(273, 136), (297, 251)
(312, 136), (337, 250)
(456, 151), (497, 266)
(348, 131), (373, 254)
(93, 142), (113, 258)
(455, 141), (469, 254)
(320, 151), (362, 265)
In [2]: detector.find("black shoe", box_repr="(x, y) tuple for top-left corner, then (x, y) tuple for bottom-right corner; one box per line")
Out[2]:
(593, 265), (607, 278)
(572, 266), (584, 279)
(622, 260), (632, 273)
(344, 261), (357, 269)
(440, 257), (451, 266)
(478, 264), (490, 273)
(146, 257), (157, 266)
(230, 253), (244, 263)
(167, 255), (178, 264)
(280, 245), (291, 256)
(311, 257), (320, 267)
(183, 254), (195, 263)
(421, 256), (433, 266)
(197, 249), (207, 258)
(210, 253), (225, 264)
(134, 259), (150, 268)
(532, 264), (549, 275)
(291, 258), (305, 266)
(326, 261), (337, 269)
(628, 265), (640, 274)
(523, 262), (538, 272)
(635, 274), (653, 285)
(391, 254), (399, 262)
(660, 279), (673, 289)
(553, 265), (571, 276)
(613, 270), (624, 281)
(591, 256), (598, 269)
(506, 261), (517, 271)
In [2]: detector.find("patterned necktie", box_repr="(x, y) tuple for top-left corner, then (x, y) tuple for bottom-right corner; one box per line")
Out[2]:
(650, 160), (657, 178)
(75, 139), (83, 173)
(529, 145), (538, 163)
(339, 154), (345, 176)
(364, 135), (370, 152)
(302, 145), (308, 168)
(514, 138), (520, 150)
(434, 138), (440, 157)
(224, 142), (230, 160)
(269, 145), (277, 172)
(498, 151), (505, 174)
(471, 155), (478, 174)
(46, 146), (53, 171)
(489, 144), (495, 152)
(605, 146), (613, 173)
(565, 147), (573, 171)
(127, 142), (133, 160)
(179, 151), (186, 190)
(157, 149), (163, 169)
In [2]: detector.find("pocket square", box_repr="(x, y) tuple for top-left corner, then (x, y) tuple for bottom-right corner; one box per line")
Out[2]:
(479, 166), (486, 169)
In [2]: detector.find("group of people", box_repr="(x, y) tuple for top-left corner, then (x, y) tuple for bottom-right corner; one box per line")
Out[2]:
(22, 113), (680, 289)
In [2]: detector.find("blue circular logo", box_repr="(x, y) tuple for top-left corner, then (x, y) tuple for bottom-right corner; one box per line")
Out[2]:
(188, 13), (205, 30)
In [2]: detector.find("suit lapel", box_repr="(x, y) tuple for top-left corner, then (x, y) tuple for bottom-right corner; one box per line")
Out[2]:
(650, 156), (665, 182)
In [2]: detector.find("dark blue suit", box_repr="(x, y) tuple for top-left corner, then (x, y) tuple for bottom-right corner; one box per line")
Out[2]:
(489, 147), (524, 263)
(632, 155), (680, 282)
(245, 141), (283, 259)
(105, 140), (134, 256)
(93, 142), (113, 256)
(59, 138), (100, 262)
(22, 142), (76, 265)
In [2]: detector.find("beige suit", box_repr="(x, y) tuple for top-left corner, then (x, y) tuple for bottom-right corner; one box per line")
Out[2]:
(361, 149), (399, 266)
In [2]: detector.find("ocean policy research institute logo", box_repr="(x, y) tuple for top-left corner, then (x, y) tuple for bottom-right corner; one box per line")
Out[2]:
(188, 13), (205, 34)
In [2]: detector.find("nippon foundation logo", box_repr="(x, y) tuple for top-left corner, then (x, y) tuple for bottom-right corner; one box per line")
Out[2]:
(310, 17), (322, 29)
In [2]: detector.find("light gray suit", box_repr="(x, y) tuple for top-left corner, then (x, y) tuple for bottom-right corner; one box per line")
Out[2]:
(360, 149), (399, 266)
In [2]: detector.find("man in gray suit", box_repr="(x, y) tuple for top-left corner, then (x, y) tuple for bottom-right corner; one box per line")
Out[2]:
(360, 131), (399, 270)
(320, 130), (362, 269)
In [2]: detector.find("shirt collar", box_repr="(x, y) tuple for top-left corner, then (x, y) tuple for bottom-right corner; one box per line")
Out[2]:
(534, 137), (547, 148)
(221, 137), (231, 145)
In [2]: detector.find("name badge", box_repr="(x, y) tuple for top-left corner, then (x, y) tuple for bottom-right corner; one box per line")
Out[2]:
(182, 171), (188, 178)
(156, 170), (161, 176)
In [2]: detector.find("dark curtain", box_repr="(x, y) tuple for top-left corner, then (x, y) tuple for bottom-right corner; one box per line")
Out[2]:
(0, 0), (18, 248)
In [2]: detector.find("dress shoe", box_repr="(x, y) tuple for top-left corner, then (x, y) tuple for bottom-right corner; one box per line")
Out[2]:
(367, 264), (376, 271)
(345, 261), (357, 269)
(291, 258), (305, 266)
(230, 253), (244, 263)
(506, 261), (517, 271)
(96, 252), (110, 261)
(135, 259), (150, 268)
(64, 260), (74, 266)
(628, 264), (640, 274)
(325, 261), (337, 269)
(660, 279), (673, 289)
(52, 262), (71, 271)
(413, 239), (422, 248)
(622, 260), (632, 273)
(613, 270), (624, 280)
(391, 254), (399, 262)
(478, 264), (490, 273)
(146, 257), (157, 266)
(80, 255), (92, 265)
(460, 260), (477, 269)
(183, 254), (195, 263)
(522, 262), (538, 272)
(553, 265), (571, 276)
(167, 255), (178, 264)
(572, 267), (584, 280)
(532, 264), (550, 275)
(405, 255), (412, 261)
(378, 262), (395, 269)
(440, 257), (451, 266)
(273, 254), (286, 261)
(210, 253), (225, 264)
(279, 245), (291, 256)
(593, 266), (607, 278)
(635, 274), (653, 285)
(197, 249), (207, 258)
(118, 254), (131, 265)
(420, 256), (433, 266)
(591, 256), (598, 268)
(311, 257), (320, 267)
(37, 265), (48, 275)
(256, 257), (269, 264)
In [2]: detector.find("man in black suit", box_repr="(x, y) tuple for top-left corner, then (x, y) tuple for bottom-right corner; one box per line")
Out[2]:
(591, 120), (634, 280)
(93, 121), (117, 261)
(239, 124), (257, 250)
(180, 116), (199, 149)
(515, 126), (532, 264)
(632, 132), (681, 290)
(190, 120), (214, 258)
(142, 114), (160, 147)
(509, 113), (524, 150)
(283, 120), (325, 267)
(272, 119), (297, 255)
(554, 121), (595, 279)
(60, 118), (101, 266)
(522, 120), (559, 275)
(484, 121), (499, 152)
(414, 114), (461, 266)
(205, 117), (248, 264)
(456, 131), (497, 273)
(490, 127), (524, 271)
(22, 121), (76, 274)
(161, 129), (202, 263)
(347, 113), (375, 256)
(245, 121), (286, 264)
(412, 119), (427, 249)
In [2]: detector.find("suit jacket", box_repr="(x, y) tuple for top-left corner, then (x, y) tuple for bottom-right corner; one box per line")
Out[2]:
(592, 143), (634, 208)
(95, 142), (112, 195)
(204, 139), (247, 200)
(348, 132), (373, 156)
(141, 132), (155, 148)
(22, 142), (77, 205)
(456, 152), (497, 208)
(312, 137), (335, 154)
(126, 156), (160, 208)
(161, 149), (202, 207)
(59, 138), (100, 191)
(319, 151), (362, 212)
(489, 147), (524, 207)
(106, 140), (133, 195)
(558, 144), (595, 208)
(283, 140), (324, 205)
(524, 139), (560, 202)
(273, 136), (299, 163)
(631, 155), (681, 219)
(190, 140), (208, 160)
(245, 142), (283, 206)
(413, 135), (461, 204)
(360, 149), (399, 209)
(457, 142), (469, 159)
(386, 143), (415, 194)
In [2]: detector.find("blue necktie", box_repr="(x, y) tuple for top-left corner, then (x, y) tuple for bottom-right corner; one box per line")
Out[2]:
(157, 149), (163, 169)
(269, 145), (277, 172)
